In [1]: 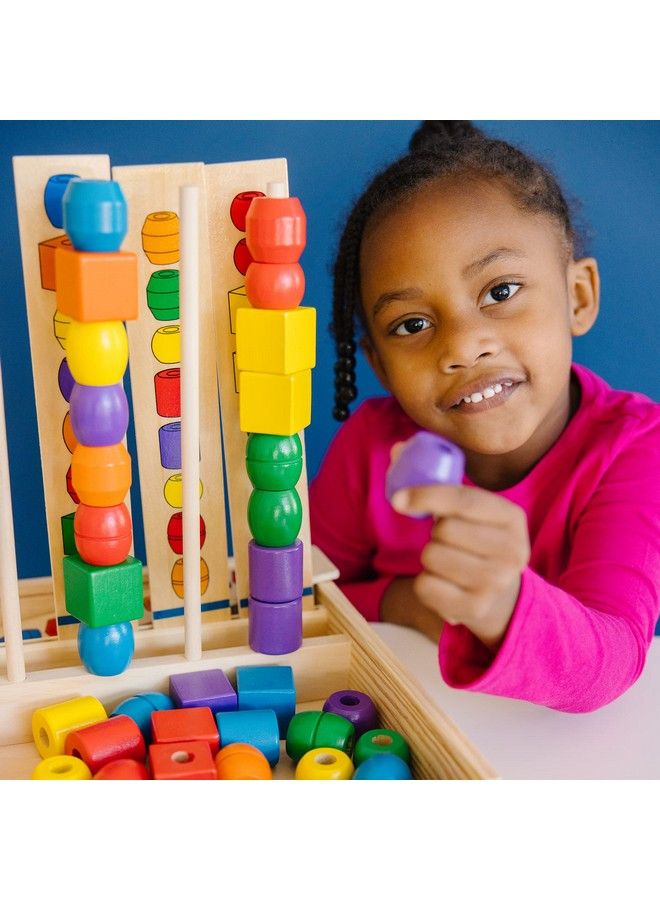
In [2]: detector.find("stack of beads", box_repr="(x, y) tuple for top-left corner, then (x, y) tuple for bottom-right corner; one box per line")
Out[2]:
(56, 179), (144, 676)
(236, 182), (315, 654)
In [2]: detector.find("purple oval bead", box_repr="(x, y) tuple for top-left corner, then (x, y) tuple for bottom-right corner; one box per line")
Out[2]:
(58, 357), (75, 402)
(69, 382), (129, 446)
(386, 432), (465, 518)
(323, 690), (379, 737)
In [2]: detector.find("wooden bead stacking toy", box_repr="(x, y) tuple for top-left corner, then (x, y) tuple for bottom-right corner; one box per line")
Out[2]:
(237, 183), (315, 655)
(58, 179), (143, 675)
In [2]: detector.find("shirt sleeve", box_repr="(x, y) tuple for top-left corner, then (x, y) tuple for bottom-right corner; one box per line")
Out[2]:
(438, 414), (660, 712)
(309, 406), (394, 621)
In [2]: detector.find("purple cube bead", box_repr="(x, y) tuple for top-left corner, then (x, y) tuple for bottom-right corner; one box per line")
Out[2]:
(248, 539), (303, 603)
(169, 668), (237, 715)
(158, 421), (181, 469)
(323, 689), (379, 737)
(248, 596), (302, 655)
(386, 431), (465, 518)
(69, 382), (129, 446)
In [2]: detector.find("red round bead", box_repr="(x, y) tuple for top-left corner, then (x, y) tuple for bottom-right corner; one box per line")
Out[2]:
(233, 238), (253, 276)
(246, 196), (306, 263)
(167, 512), (206, 554)
(245, 261), (305, 310)
(229, 191), (266, 232)
(74, 502), (132, 566)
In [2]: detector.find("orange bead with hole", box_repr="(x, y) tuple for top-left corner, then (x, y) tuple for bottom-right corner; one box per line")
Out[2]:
(71, 443), (131, 507)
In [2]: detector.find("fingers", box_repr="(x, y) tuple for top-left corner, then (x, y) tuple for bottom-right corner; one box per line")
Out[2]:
(392, 483), (520, 526)
(420, 541), (494, 591)
(430, 517), (522, 565)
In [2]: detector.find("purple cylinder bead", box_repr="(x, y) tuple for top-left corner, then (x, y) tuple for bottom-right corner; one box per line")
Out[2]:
(248, 595), (302, 655)
(248, 539), (303, 603)
(323, 690), (379, 737)
(158, 421), (181, 469)
(58, 357), (75, 402)
(386, 431), (465, 518)
(69, 382), (129, 446)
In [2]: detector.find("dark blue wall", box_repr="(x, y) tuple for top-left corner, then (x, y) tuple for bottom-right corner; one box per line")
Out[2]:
(1, 121), (658, 579)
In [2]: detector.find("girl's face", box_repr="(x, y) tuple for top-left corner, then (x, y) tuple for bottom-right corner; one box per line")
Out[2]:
(359, 177), (599, 489)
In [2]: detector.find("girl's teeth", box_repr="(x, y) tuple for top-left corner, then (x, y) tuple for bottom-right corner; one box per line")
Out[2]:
(459, 381), (513, 406)
(494, 383), (503, 393)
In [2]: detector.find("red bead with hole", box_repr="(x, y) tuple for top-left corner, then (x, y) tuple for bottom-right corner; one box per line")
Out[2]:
(154, 368), (180, 417)
(64, 714), (146, 774)
(149, 740), (217, 780)
(151, 707), (219, 755)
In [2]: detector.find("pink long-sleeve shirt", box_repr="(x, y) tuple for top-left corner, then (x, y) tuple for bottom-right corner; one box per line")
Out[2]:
(310, 363), (660, 712)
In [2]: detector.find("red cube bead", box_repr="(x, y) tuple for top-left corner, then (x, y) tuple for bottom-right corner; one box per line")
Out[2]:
(151, 707), (219, 755)
(149, 740), (217, 780)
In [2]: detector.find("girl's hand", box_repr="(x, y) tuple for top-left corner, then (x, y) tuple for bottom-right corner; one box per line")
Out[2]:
(391, 484), (531, 651)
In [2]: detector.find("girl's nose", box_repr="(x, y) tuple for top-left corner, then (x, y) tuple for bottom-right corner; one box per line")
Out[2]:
(435, 316), (501, 372)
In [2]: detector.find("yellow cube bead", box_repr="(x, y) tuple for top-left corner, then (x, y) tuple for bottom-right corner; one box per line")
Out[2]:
(295, 747), (354, 780)
(66, 320), (128, 386)
(32, 755), (92, 780)
(32, 696), (107, 758)
(239, 369), (311, 436)
(235, 307), (316, 375)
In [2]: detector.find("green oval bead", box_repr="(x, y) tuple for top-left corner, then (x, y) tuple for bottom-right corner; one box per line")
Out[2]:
(246, 434), (303, 491)
(353, 728), (410, 768)
(247, 488), (302, 547)
(286, 710), (355, 762)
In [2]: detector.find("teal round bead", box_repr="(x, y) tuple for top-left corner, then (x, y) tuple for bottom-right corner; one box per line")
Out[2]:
(354, 728), (411, 768)
(248, 488), (302, 547)
(246, 433), (303, 491)
(286, 710), (356, 762)
(353, 754), (413, 780)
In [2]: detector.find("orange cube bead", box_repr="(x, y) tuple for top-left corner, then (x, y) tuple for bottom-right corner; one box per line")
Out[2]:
(38, 235), (74, 291)
(149, 740), (217, 780)
(215, 743), (272, 780)
(151, 707), (219, 755)
(71, 443), (132, 507)
(65, 714), (146, 775)
(55, 249), (138, 323)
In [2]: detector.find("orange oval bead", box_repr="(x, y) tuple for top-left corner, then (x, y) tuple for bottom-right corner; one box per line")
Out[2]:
(245, 196), (306, 264)
(215, 743), (272, 780)
(71, 443), (132, 507)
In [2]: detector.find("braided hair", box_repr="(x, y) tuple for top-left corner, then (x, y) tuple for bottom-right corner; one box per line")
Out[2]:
(330, 120), (586, 421)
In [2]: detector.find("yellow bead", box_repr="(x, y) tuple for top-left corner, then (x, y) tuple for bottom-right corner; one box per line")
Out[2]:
(164, 473), (203, 509)
(32, 696), (107, 758)
(239, 369), (311, 436)
(32, 754), (92, 780)
(236, 307), (316, 375)
(53, 310), (72, 349)
(295, 748), (354, 780)
(66, 320), (128, 386)
(151, 325), (181, 364)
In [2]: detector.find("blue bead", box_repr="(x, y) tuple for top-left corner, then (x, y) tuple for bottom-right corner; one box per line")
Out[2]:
(110, 692), (173, 742)
(236, 665), (296, 738)
(216, 709), (280, 766)
(44, 174), (80, 228)
(78, 621), (134, 676)
(62, 179), (128, 252)
(353, 754), (413, 780)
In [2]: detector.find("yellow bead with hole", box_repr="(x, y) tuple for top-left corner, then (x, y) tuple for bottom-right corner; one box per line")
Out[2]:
(32, 696), (107, 758)
(32, 754), (92, 780)
(66, 320), (128, 386)
(164, 473), (203, 509)
(295, 747), (354, 780)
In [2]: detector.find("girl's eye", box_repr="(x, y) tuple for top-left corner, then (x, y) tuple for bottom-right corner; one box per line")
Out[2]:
(392, 317), (432, 336)
(483, 282), (521, 306)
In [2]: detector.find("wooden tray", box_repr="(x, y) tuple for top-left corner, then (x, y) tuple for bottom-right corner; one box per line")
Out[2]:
(0, 553), (497, 780)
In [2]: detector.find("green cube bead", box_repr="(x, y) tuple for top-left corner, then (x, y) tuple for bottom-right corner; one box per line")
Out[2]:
(61, 512), (76, 555)
(354, 728), (410, 768)
(247, 488), (302, 547)
(63, 553), (144, 627)
(246, 433), (303, 491)
(286, 710), (356, 762)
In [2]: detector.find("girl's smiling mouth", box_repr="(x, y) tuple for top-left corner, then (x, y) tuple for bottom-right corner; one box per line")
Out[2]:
(445, 379), (525, 414)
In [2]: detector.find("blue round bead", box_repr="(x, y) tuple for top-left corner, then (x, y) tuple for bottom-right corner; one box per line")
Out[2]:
(110, 692), (173, 743)
(78, 621), (134, 676)
(352, 754), (413, 780)
(62, 179), (128, 252)
(44, 174), (79, 228)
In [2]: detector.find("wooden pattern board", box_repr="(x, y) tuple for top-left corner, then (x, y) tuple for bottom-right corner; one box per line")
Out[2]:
(11, 155), (137, 640)
(204, 159), (315, 616)
(112, 162), (232, 627)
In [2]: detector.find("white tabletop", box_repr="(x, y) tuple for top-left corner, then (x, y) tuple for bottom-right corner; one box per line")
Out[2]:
(372, 622), (660, 779)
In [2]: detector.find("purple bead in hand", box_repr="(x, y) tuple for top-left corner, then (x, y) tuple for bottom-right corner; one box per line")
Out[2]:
(386, 431), (465, 517)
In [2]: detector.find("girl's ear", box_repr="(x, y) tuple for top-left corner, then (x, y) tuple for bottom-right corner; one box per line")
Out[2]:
(568, 257), (600, 337)
(360, 334), (392, 392)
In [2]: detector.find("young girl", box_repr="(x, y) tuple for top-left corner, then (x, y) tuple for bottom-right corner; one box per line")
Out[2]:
(310, 121), (660, 713)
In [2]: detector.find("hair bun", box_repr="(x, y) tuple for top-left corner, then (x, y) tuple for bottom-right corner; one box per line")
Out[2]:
(409, 120), (481, 154)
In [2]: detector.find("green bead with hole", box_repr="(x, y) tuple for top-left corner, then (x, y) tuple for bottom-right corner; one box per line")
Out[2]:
(353, 728), (410, 768)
